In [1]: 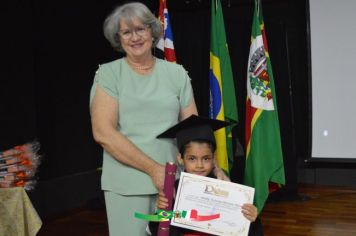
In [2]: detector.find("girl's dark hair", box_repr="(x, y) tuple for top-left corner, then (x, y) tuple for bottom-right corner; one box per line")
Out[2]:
(179, 140), (216, 156)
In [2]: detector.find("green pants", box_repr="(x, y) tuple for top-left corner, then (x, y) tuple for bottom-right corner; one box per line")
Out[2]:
(104, 191), (157, 236)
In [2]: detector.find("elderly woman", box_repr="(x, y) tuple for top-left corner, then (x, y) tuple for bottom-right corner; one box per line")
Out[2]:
(90, 2), (198, 235)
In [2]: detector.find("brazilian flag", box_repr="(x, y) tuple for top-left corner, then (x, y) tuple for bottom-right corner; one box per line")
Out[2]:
(209, 0), (238, 175)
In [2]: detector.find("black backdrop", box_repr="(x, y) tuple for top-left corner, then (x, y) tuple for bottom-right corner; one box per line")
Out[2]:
(1, 0), (310, 215)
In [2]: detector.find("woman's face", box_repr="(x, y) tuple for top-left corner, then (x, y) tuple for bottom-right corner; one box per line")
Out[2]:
(118, 17), (153, 59)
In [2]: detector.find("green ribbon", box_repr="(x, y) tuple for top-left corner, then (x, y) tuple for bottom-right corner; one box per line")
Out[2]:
(134, 212), (169, 222)
(135, 209), (220, 222)
(135, 210), (189, 222)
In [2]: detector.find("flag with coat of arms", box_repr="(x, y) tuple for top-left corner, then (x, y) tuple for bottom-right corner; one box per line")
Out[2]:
(244, 0), (286, 214)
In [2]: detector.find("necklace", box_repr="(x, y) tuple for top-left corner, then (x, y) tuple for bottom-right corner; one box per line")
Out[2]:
(126, 57), (156, 70)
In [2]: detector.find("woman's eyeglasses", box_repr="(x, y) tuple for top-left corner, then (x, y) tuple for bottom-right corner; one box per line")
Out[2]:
(118, 25), (150, 40)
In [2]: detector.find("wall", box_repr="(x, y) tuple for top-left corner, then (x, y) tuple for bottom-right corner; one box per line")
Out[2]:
(1, 0), (354, 218)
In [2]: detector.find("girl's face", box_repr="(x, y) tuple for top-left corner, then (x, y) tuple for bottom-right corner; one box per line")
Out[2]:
(118, 17), (153, 59)
(177, 142), (215, 177)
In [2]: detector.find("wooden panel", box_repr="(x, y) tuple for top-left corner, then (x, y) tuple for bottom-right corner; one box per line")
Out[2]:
(37, 184), (356, 236)
(261, 184), (356, 236)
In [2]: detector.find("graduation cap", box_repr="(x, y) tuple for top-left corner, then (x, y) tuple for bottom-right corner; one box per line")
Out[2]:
(157, 115), (233, 151)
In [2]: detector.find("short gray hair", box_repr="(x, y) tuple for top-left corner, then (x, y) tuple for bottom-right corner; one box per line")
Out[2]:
(103, 2), (162, 52)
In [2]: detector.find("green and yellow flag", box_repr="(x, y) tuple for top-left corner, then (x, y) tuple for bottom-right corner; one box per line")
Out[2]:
(245, 0), (285, 214)
(209, 0), (238, 175)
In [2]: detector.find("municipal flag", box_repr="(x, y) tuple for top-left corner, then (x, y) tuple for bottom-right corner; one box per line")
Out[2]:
(245, 0), (286, 214)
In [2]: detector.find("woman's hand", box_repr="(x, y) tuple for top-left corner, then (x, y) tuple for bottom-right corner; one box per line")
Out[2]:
(213, 167), (230, 181)
(149, 163), (165, 192)
(241, 203), (258, 222)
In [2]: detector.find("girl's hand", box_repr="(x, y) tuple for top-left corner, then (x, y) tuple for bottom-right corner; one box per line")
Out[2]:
(241, 203), (258, 222)
(156, 191), (169, 209)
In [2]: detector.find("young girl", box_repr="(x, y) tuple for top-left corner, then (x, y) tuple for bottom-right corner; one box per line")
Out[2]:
(150, 115), (262, 236)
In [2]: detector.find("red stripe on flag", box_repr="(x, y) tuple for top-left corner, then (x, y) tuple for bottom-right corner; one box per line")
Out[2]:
(164, 48), (176, 62)
(245, 98), (257, 152)
(261, 26), (269, 53)
(158, 0), (164, 23)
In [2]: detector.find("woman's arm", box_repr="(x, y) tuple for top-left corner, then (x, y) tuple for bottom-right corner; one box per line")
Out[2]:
(90, 86), (165, 191)
(179, 97), (198, 121)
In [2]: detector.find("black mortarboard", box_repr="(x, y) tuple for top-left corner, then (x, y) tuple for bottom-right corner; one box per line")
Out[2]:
(157, 115), (232, 151)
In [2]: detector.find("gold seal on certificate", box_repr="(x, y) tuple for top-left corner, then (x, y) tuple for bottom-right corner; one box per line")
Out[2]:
(171, 172), (255, 236)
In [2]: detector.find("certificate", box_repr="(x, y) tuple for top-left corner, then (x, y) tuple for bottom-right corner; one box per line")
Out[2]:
(171, 172), (254, 236)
